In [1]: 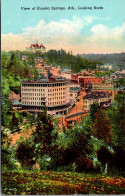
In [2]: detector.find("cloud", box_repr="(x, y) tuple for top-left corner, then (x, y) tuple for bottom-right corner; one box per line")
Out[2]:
(88, 22), (125, 41)
(2, 15), (96, 51)
(1, 16), (125, 54)
(23, 16), (84, 37)
(23, 15), (105, 38)
(1, 33), (30, 51)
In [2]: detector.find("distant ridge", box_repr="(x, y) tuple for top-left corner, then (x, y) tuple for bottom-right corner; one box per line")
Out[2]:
(81, 52), (125, 67)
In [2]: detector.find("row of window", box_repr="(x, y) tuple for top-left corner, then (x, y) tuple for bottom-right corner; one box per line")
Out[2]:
(22, 83), (66, 87)
(48, 96), (66, 101)
(22, 87), (67, 92)
(22, 106), (66, 111)
(22, 97), (45, 101)
(83, 97), (110, 103)
(22, 102), (45, 105)
(22, 101), (66, 106)
(48, 92), (65, 96)
(48, 88), (66, 92)
(22, 88), (45, 92)
(22, 93), (45, 97)
(48, 101), (65, 106)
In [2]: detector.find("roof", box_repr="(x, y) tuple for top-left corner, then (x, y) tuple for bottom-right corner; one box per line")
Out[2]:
(65, 111), (88, 119)
(12, 100), (22, 105)
(83, 91), (111, 100)
(40, 73), (47, 80)
(53, 114), (63, 118)
(69, 87), (80, 92)
(21, 77), (69, 84)
(22, 102), (70, 108)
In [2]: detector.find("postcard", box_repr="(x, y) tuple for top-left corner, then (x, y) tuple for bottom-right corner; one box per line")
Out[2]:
(1, 0), (125, 195)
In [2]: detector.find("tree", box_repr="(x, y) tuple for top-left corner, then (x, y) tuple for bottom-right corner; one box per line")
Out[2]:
(1, 96), (12, 127)
(97, 146), (113, 171)
(1, 130), (15, 170)
(92, 109), (112, 145)
(108, 92), (125, 150)
(114, 78), (125, 88)
(89, 103), (100, 122)
(16, 140), (35, 166)
(54, 116), (93, 169)
(32, 109), (58, 156)
(9, 112), (19, 132)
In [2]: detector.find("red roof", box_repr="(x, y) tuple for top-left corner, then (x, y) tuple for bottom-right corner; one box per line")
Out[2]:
(40, 44), (45, 48)
(29, 43), (45, 49)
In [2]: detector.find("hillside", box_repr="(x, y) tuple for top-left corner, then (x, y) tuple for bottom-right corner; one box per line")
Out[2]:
(81, 53), (125, 68)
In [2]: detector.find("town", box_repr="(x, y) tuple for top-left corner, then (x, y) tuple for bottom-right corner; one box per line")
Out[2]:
(9, 42), (125, 130)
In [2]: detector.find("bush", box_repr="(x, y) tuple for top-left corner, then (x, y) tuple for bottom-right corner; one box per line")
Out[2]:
(37, 155), (52, 171)
(75, 156), (94, 173)
(16, 140), (35, 167)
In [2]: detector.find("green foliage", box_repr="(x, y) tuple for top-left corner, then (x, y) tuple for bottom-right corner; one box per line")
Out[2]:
(44, 49), (103, 73)
(92, 109), (112, 145)
(97, 146), (113, 166)
(37, 155), (51, 170)
(114, 78), (125, 88)
(16, 140), (35, 166)
(32, 109), (58, 157)
(75, 156), (94, 172)
(9, 112), (19, 131)
(1, 130), (16, 171)
(89, 103), (101, 122)
(94, 70), (114, 77)
(1, 96), (12, 127)
(52, 116), (93, 170)
(108, 92), (125, 150)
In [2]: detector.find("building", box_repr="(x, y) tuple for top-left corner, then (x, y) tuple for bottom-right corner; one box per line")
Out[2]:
(116, 70), (125, 78)
(26, 42), (46, 53)
(101, 64), (113, 70)
(92, 82), (115, 99)
(9, 92), (22, 110)
(22, 55), (29, 61)
(50, 67), (61, 77)
(12, 100), (22, 111)
(35, 57), (45, 72)
(21, 76), (70, 115)
(58, 90), (88, 129)
(83, 91), (112, 110)
(69, 87), (80, 103)
(65, 110), (88, 129)
(9, 92), (20, 101)
(61, 68), (71, 79)
(78, 76), (102, 90)
(71, 73), (82, 83)
(71, 75), (102, 90)
(35, 57), (44, 65)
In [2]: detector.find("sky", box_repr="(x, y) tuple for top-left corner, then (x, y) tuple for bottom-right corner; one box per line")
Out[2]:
(1, 0), (125, 54)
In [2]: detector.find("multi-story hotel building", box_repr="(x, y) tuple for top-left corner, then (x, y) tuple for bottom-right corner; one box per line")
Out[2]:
(21, 76), (70, 115)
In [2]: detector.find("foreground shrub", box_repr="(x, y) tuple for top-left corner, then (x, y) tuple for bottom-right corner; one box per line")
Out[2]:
(75, 156), (94, 173)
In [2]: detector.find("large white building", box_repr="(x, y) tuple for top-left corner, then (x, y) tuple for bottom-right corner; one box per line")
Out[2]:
(21, 76), (70, 115)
